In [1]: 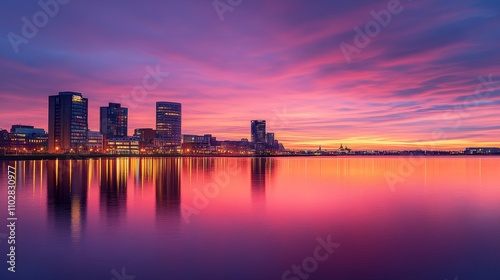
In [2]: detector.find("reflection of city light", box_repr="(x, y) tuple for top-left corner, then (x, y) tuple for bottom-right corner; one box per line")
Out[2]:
(71, 200), (82, 243)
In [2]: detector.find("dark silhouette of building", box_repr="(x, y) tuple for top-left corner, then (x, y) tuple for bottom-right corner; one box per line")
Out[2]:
(0, 129), (8, 154)
(48, 92), (88, 153)
(251, 120), (266, 144)
(465, 147), (500, 154)
(266, 132), (275, 146)
(156, 102), (182, 151)
(100, 103), (128, 139)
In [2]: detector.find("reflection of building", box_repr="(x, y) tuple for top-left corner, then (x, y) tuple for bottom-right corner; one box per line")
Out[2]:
(100, 103), (128, 140)
(250, 158), (277, 205)
(106, 137), (140, 155)
(155, 158), (181, 219)
(87, 130), (103, 153)
(99, 159), (128, 225)
(8, 125), (48, 153)
(47, 160), (88, 243)
(156, 102), (182, 152)
(251, 158), (267, 202)
(48, 92), (88, 153)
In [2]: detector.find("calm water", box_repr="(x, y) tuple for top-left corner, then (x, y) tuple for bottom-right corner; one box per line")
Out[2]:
(0, 157), (499, 280)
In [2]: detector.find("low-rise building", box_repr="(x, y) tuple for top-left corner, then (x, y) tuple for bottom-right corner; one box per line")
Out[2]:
(87, 130), (104, 153)
(9, 125), (48, 153)
(134, 128), (156, 154)
(106, 137), (140, 155)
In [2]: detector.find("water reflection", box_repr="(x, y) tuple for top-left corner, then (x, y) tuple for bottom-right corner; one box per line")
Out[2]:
(4, 156), (500, 280)
(251, 158), (276, 205)
(99, 158), (128, 226)
(47, 159), (88, 243)
(155, 158), (181, 222)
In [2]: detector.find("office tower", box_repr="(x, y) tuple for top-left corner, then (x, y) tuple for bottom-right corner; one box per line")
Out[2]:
(266, 132), (275, 146)
(251, 120), (266, 144)
(48, 92), (88, 153)
(156, 102), (182, 148)
(0, 129), (9, 149)
(100, 103), (128, 139)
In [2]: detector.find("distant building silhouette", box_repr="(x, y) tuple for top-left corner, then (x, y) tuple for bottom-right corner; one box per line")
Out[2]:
(338, 143), (351, 154)
(48, 92), (88, 153)
(251, 120), (266, 144)
(465, 147), (500, 155)
(266, 132), (275, 146)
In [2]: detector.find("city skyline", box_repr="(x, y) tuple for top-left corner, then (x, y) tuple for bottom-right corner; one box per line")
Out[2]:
(1, 0), (500, 150)
(1, 89), (499, 151)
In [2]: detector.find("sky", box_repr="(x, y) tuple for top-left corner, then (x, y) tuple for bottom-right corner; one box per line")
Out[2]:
(0, 0), (499, 150)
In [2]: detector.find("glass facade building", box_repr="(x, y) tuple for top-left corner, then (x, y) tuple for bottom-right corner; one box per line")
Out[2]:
(48, 92), (88, 153)
(156, 102), (182, 148)
(100, 103), (128, 139)
(251, 120), (266, 144)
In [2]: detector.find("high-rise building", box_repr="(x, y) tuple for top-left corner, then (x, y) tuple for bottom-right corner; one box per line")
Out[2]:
(251, 120), (266, 144)
(100, 103), (128, 139)
(48, 92), (88, 153)
(266, 132), (275, 146)
(0, 129), (9, 148)
(156, 102), (182, 148)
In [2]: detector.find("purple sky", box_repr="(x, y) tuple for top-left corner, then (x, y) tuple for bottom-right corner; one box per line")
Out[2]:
(1, 0), (499, 149)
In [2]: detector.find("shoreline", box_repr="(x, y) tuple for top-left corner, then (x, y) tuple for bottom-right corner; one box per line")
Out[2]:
(1, 153), (499, 161)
